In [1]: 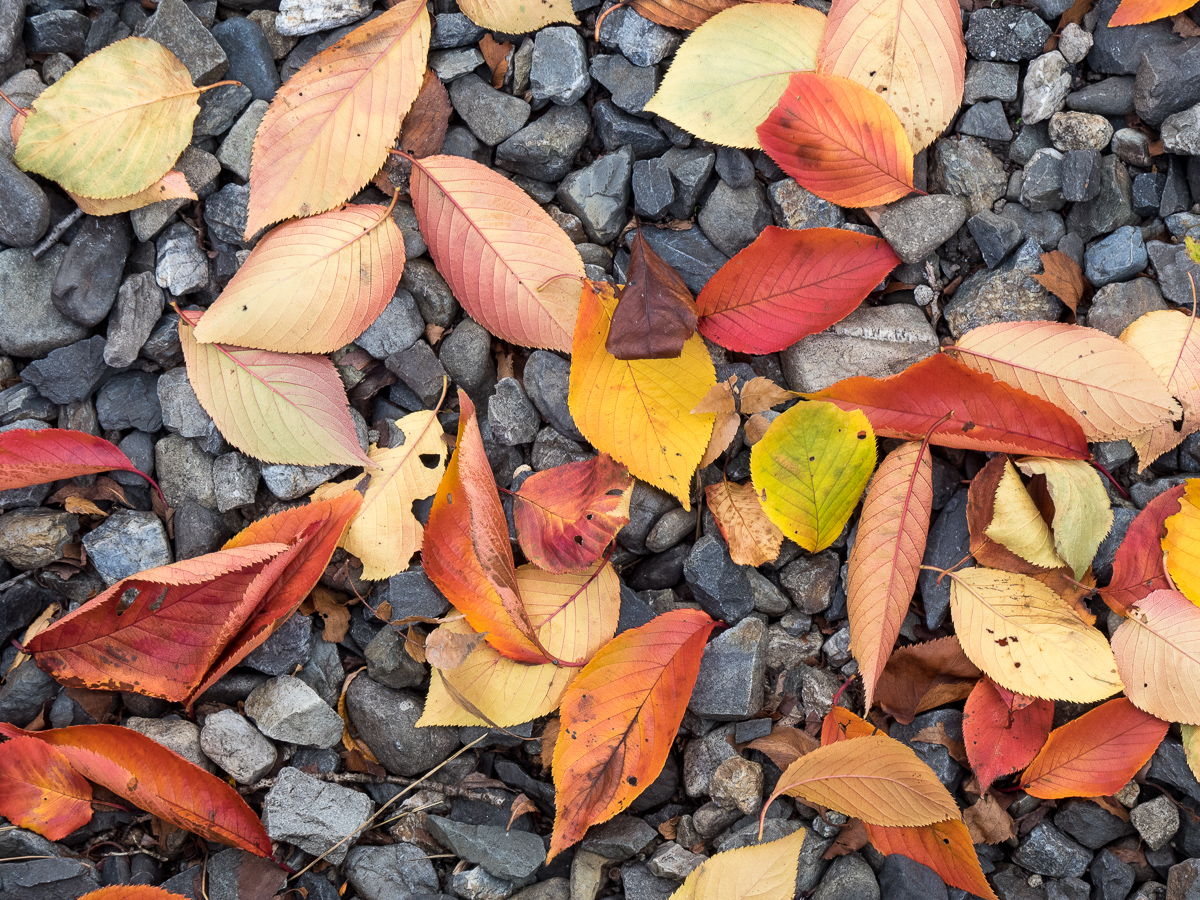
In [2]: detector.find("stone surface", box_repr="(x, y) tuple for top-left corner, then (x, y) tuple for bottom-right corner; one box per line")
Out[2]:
(426, 816), (544, 881)
(0, 508), (77, 570)
(698, 180), (770, 257)
(632, 226), (727, 295)
(495, 103), (591, 183)
(874, 194), (969, 264)
(1049, 111), (1113, 151)
(104, 273), (165, 368)
(1084, 226), (1147, 288)
(690, 616), (768, 721)
(244, 676), (344, 748)
(356, 290), (423, 360)
(450, 73), (531, 146)
(684, 534), (754, 625)
(0, 155), (47, 248)
(1131, 796), (1180, 852)
(345, 844), (439, 900)
(276, 0), (369, 36)
(262, 767), (374, 865)
(558, 146), (633, 245)
(0, 247), (89, 358)
(944, 238), (1063, 338)
(141, 0), (227, 84)
(1013, 822), (1093, 878)
(20, 336), (109, 405)
(345, 674), (459, 775)
(531, 26), (589, 106)
(768, 179), (845, 230)
(966, 7), (1051, 61)
(877, 854), (947, 900)
(200, 708), (277, 784)
(81, 509), (171, 585)
(1067, 155), (1137, 242)
(126, 715), (213, 772)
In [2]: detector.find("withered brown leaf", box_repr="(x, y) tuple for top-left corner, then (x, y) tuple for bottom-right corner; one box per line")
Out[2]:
(606, 229), (698, 360)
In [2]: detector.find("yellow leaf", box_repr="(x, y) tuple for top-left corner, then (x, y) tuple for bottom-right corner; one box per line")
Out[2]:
(15, 38), (201, 199)
(68, 170), (196, 216)
(985, 459), (1065, 571)
(705, 480), (784, 567)
(418, 619), (575, 728)
(194, 205), (406, 354)
(1183, 724), (1200, 780)
(1111, 589), (1200, 725)
(670, 828), (807, 900)
(1163, 479), (1200, 607)
(949, 568), (1122, 703)
(521, 561), (622, 666)
(569, 281), (716, 508)
(322, 411), (447, 580)
(457, 0), (576, 32)
(766, 735), (959, 827)
(750, 401), (875, 552)
(644, 4), (826, 149)
(1016, 457), (1113, 579)
(1121, 310), (1200, 469)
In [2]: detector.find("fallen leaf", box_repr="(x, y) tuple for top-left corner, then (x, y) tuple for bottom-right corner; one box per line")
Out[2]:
(193, 205), (406, 354)
(874, 637), (981, 724)
(569, 280), (716, 508)
(16, 38), (200, 199)
(763, 735), (960, 827)
(643, 4), (825, 148)
(671, 828), (807, 900)
(985, 459), (1065, 571)
(69, 170), (196, 216)
(549, 609), (717, 859)
(824, 818), (869, 859)
(479, 35), (512, 89)
(0, 428), (159, 493)
(424, 623), (486, 670)
(508, 793), (538, 830)
(750, 400), (876, 552)
(1016, 457), (1112, 579)
(245, 0), (430, 235)
(738, 377), (795, 414)
(746, 725), (820, 769)
(1034, 251), (1085, 312)
(1173, 11), (1200, 35)
(949, 322), (1180, 442)
(705, 480), (785, 567)
(179, 309), (374, 469)
(608, 230), (698, 360)
(410, 154), (585, 352)
(303, 587), (352, 643)
(758, 72), (916, 208)
(744, 413), (772, 445)
(847, 440), (932, 711)
(0, 735), (93, 840)
(1121, 309), (1200, 468)
(456, 0), (576, 31)
(949, 567), (1121, 702)
(1109, 0), (1196, 26)
(629, 0), (784, 29)
(80, 889), (191, 900)
(0, 724), (272, 856)
(817, 0), (965, 153)
(1019, 698), (1168, 798)
(821, 707), (882, 745)
(696, 226), (899, 355)
(513, 454), (633, 574)
(1184, 724), (1200, 780)
(521, 561), (622, 666)
(865, 820), (999, 900)
(692, 379), (739, 470)
(1112, 589), (1200, 725)
(807, 353), (1090, 460)
(1164, 480), (1200, 607)
(962, 793), (1016, 845)
(962, 678), (1054, 793)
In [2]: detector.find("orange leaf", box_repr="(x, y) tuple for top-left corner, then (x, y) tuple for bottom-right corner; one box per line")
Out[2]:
(410, 154), (585, 352)
(607, 229), (698, 360)
(1112, 589), (1200, 725)
(0, 724), (272, 856)
(0, 428), (160, 495)
(513, 454), (633, 574)
(80, 888), (191, 900)
(705, 479), (785, 567)
(962, 678), (1053, 793)
(873, 637), (981, 724)
(847, 440), (933, 711)
(865, 820), (999, 900)
(0, 735), (92, 840)
(807, 353), (1090, 460)
(1034, 251), (1085, 312)
(696, 226), (899, 354)
(757, 72), (915, 208)
(629, 0), (786, 29)
(424, 391), (546, 663)
(821, 706), (883, 746)
(549, 608), (717, 859)
(245, 0), (431, 235)
(1109, 0), (1196, 26)
(1099, 483), (1185, 615)
(1019, 698), (1168, 799)
(479, 35), (512, 90)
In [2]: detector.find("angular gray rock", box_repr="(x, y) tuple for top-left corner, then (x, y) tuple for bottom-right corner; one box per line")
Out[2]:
(684, 534), (754, 625)
(345, 675), (459, 775)
(449, 73), (531, 146)
(0, 247), (88, 358)
(345, 844), (440, 900)
(199, 708), (277, 784)
(531, 26), (589, 106)
(689, 617), (768, 721)
(262, 767), (374, 865)
(873, 194), (969, 264)
(495, 103), (592, 183)
(244, 676), (344, 749)
(81, 509), (171, 585)
(944, 238), (1064, 338)
(557, 146), (633, 245)
(426, 816), (544, 881)
(105, 273), (165, 368)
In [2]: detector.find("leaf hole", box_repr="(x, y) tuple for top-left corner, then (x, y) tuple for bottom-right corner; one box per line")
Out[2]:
(574, 535), (584, 545)
(419, 453), (440, 469)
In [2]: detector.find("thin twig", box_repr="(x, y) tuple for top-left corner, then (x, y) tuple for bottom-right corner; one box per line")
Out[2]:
(33, 207), (83, 259)
(238, 770), (512, 808)
(0, 571), (33, 593)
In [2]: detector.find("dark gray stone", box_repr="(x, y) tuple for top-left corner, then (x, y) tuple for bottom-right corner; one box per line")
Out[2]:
(590, 53), (656, 116)
(20, 336), (109, 404)
(373, 566), (449, 620)
(998, 204), (1066, 250)
(964, 60), (1020, 103)
(1134, 172), (1166, 218)
(1135, 39), (1200, 127)
(24, 9), (87, 54)
(689, 617), (767, 720)
(495, 103), (591, 183)
(346, 844), (440, 900)
(715, 147), (755, 189)
(698, 180), (770, 257)
(356, 290), (423, 360)
(965, 7), (1051, 61)
(0, 858), (100, 900)
(918, 488), (971, 629)
(1085, 225), (1147, 287)
(1011, 120), (1053, 165)
(345, 675), (459, 776)
(663, 146), (715, 219)
(52, 215), (131, 326)
(1149, 738), (1200, 803)
(1091, 850), (1136, 900)
(632, 226), (727, 295)
(488, 377), (540, 446)
(558, 146), (633, 245)
(431, 12), (484, 49)
(1068, 76), (1137, 115)
(105, 273), (165, 369)
(449, 73), (530, 146)
(1148, 240), (1200, 306)
(958, 100), (1013, 141)
(244, 612), (313, 676)
(387, 340), (448, 409)
(944, 238), (1063, 338)
(593, 100), (670, 159)
(684, 534), (754, 625)
(0, 581), (52, 645)
(1053, 799), (1135, 849)
(141, 0), (227, 84)
(1020, 149), (1065, 213)
(780, 551), (840, 615)
(877, 853), (947, 900)
(194, 82), (252, 137)
(0, 657), (59, 725)
(524, 350), (583, 442)
(203, 182), (250, 246)
(438, 316), (494, 400)
(632, 158), (674, 219)
(401, 258), (459, 328)
(1088, 277), (1169, 336)
(212, 16), (278, 101)
(892, 709), (965, 793)
(81, 508), (171, 584)
(1013, 823), (1093, 878)
(426, 816), (543, 881)
(531, 26), (589, 106)
(1090, 0), (1181, 75)
(601, 5), (680, 67)
(1061, 150), (1101, 203)
(96, 371), (162, 432)
(0, 155), (47, 248)
(968, 210), (1023, 268)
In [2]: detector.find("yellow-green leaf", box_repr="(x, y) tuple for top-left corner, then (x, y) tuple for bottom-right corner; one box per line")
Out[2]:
(985, 459), (1065, 571)
(568, 280), (716, 509)
(16, 38), (201, 199)
(1016, 457), (1113, 579)
(750, 401), (875, 552)
(644, 4), (826, 149)
(670, 828), (807, 900)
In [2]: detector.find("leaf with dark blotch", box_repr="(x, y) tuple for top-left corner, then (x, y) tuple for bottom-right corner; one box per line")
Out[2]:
(606, 230), (699, 360)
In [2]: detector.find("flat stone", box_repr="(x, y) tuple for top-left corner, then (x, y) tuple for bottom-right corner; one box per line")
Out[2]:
(0, 155), (47, 248)
(603, 5), (680, 66)
(387, 340), (447, 408)
(1021, 148), (1065, 213)
(1061, 149), (1101, 203)
(200, 708), (276, 784)
(276, 0), (370, 36)
(0, 858), (100, 900)
(944, 238), (1064, 338)
(355, 290), (423, 360)
(1013, 822), (1093, 878)
(697, 180), (771, 257)
(1163, 103), (1200, 155)
(212, 451), (258, 512)
(105, 273), (165, 368)
(211, 16), (279, 101)
(964, 60), (1020, 103)
(524, 350), (583, 441)
(20, 336), (109, 405)
(590, 53), (656, 115)
(244, 611), (313, 675)
(874, 194), (969, 264)
(593, 100), (670, 159)
(1149, 240), (1200, 306)
(245, 675), (344, 748)
(1084, 225), (1147, 287)
(426, 816), (544, 882)
(1090, 0), (1181, 75)
(966, 7), (1051, 61)
(877, 854), (947, 900)
(430, 11), (484, 49)
(959, 99), (1013, 141)
(345, 844), (440, 900)
(449, 73), (530, 147)
(24, 9), (88, 55)
(263, 767), (374, 865)
(217, 99), (267, 179)
(81, 509), (171, 585)
(531, 26), (589, 106)
(495, 103), (591, 183)
(684, 534), (754, 625)
(155, 433), (216, 509)
(689, 616), (767, 721)
(0, 247), (88, 357)
(934, 136), (1007, 215)
(141, 0), (227, 84)
(919, 488), (971, 629)
(581, 815), (657, 862)
(345, 675), (459, 776)
(969, 210), (1024, 268)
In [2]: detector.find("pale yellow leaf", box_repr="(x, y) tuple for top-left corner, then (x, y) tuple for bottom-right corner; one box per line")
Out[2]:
(521, 560), (622, 666)
(68, 170), (196, 216)
(1111, 589), (1200, 725)
(1121, 310), (1200, 469)
(670, 828), (806, 900)
(457, 0), (576, 32)
(1016, 457), (1113, 579)
(985, 459), (1065, 571)
(1183, 725), (1200, 780)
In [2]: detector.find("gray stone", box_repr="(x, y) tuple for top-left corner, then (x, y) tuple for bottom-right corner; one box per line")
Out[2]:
(203, 182), (251, 246)
(429, 46), (483, 82)
(439, 317), (494, 400)
(24, 9), (88, 55)
(590, 53), (656, 116)
(211, 16), (279, 102)
(20, 336), (108, 405)
(532, 426), (591, 470)
(1091, 850), (1136, 900)
(429, 11), (482, 49)
(813, 855), (879, 900)
(604, 6), (680, 67)
(261, 462), (346, 500)
(209, 451), (257, 512)
(690, 616), (767, 720)
(1085, 226), (1147, 287)
(593, 100), (670, 159)
(524, 350), (583, 441)
(217, 99), (268, 179)
(105, 273), (165, 367)
(158, 367), (214, 439)
(81, 509), (171, 584)
(966, 7), (1052, 61)
(964, 60), (1020, 103)
(1023, 52), (1072, 125)
(356, 290), (423, 360)
(1163, 103), (1200, 156)
(194, 82), (253, 138)
(126, 715), (212, 771)
(0, 247), (88, 357)
(364, 626), (426, 690)
(1013, 822), (1093, 878)
(531, 26), (589, 106)
(427, 816), (543, 881)
(263, 767), (374, 865)
(245, 675), (344, 748)
(0, 508), (77, 570)
(495, 103), (591, 183)
(968, 210), (1024, 268)
(919, 489), (971, 629)
(131, 147), (221, 241)
(1168, 859), (1200, 900)
(1021, 149), (1065, 213)
(958, 100), (1013, 141)
(388, 340), (448, 408)
(488, 378), (540, 446)
(877, 854), (947, 900)
(1134, 35), (1200, 127)
(0, 155), (47, 248)
(155, 434), (216, 508)
(998, 204), (1066, 250)
(156, 222), (209, 296)
(453, 866), (514, 900)
(244, 611), (314, 675)
(0, 858), (100, 900)
(780, 551), (840, 614)
(663, 146), (716, 219)
(373, 566), (449, 622)
(698, 180), (770, 257)
(632, 158), (675, 219)
(768, 178), (845, 230)
(276, 0), (369, 36)
(173, 501), (232, 559)
(442, 122), (490, 164)
(1094, 506), (1137, 583)
(1069, 78), (1137, 117)
(1049, 111), (1114, 152)
(632, 225), (728, 295)
(646, 507), (694, 553)
(346, 844), (440, 900)
(345, 675), (459, 775)
(1061, 149), (1101, 203)
(1011, 120), (1053, 166)
(1131, 795), (1179, 851)
(0, 384), (53, 427)
(557, 146), (633, 245)
(944, 238), (1063, 338)
(781, 304), (938, 392)
(648, 843), (706, 881)
(449, 74), (530, 147)
(874, 194), (969, 264)
(141, 0), (227, 83)
(1059, 21), (1093, 63)
(935, 136), (1007, 215)
(892, 709), (965, 793)
(684, 534), (755, 625)
(581, 815), (657, 862)
(1090, 0), (1181, 75)
(401, 258), (459, 328)
(1149, 240), (1200, 306)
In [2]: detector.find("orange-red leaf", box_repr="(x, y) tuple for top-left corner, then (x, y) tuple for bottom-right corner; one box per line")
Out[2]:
(0, 724), (271, 856)
(864, 820), (998, 900)
(1109, 0), (1196, 27)
(847, 440), (932, 711)
(607, 229), (698, 360)
(0, 428), (160, 494)
(757, 72), (915, 208)
(80, 888), (190, 900)
(629, 0), (788, 29)
(1019, 698), (1169, 799)
(410, 154), (585, 352)
(1099, 483), (1185, 615)
(424, 391), (546, 663)
(807, 354), (1090, 460)
(962, 678), (1053, 792)
(513, 454), (633, 574)
(550, 608), (717, 859)
(695, 226), (899, 354)
(0, 735), (92, 840)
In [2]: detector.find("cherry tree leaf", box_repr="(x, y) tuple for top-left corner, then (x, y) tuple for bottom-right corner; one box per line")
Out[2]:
(0, 736), (92, 841)
(671, 828), (807, 900)
(962, 678), (1053, 793)
(0, 428), (159, 494)
(1109, 0), (1197, 27)
(1015, 457), (1113, 579)
(456, 0), (576, 32)
(1112, 589), (1200, 725)
(1100, 483), (1185, 614)
(607, 230), (698, 361)
(705, 479), (785, 567)
(1121, 309), (1200, 468)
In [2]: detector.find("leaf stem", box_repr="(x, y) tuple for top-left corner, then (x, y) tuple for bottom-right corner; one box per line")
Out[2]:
(1090, 458), (1130, 501)
(0, 89), (26, 116)
(593, 1), (627, 41)
(195, 80), (245, 93)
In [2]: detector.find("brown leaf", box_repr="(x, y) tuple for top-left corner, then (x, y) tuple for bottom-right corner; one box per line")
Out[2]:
(303, 587), (351, 643)
(706, 479), (784, 567)
(692, 378), (739, 469)
(480, 34), (512, 89)
(606, 229), (699, 360)
(1034, 251), (1085, 312)
(400, 68), (451, 159)
(507, 793), (538, 829)
(746, 724), (820, 769)
(874, 637), (981, 724)
(1092, 795), (1132, 821)
(912, 723), (969, 767)
(657, 815), (679, 840)
(425, 625), (485, 670)
(963, 793), (1016, 844)
(540, 716), (560, 771)
(739, 376), (795, 414)
(1174, 11), (1200, 35)
(744, 413), (772, 445)
(403, 624), (427, 663)
(823, 817), (869, 859)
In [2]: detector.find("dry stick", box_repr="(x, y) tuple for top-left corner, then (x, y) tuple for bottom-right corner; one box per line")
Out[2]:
(33, 207), (83, 259)
(238, 770), (512, 807)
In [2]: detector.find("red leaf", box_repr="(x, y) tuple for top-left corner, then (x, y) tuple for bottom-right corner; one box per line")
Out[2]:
(513, 454), (633, 573)
(807, 353), (1090, 460)
(865, 820), (999, 900)
(1100, 484), (1186, 615)
(696, 226), (899, 354)
(0, 428), (161, 498)
(0, 724), (272, 856)
(607, 229), (699, 360)
(0, 735), (93, 840)
(81, 888), (192, 900)
(962, 678), (1054, 793)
